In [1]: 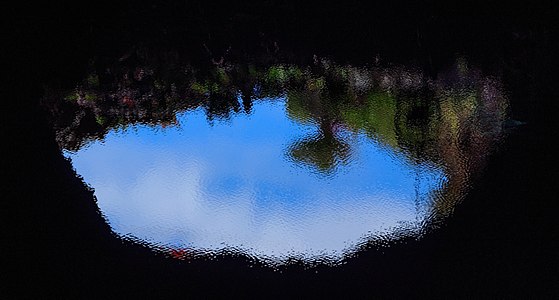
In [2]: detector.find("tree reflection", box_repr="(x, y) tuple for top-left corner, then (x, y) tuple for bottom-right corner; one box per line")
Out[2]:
(288, 118), (351, 174)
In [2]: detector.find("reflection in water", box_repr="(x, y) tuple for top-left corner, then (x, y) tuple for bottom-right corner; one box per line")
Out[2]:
(288, 118), (352, 174)
(45, 54), (508, 265)
(66, 101), (444, 263)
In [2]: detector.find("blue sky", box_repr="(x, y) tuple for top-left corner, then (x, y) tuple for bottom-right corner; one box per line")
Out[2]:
(65, 96), (446, 263)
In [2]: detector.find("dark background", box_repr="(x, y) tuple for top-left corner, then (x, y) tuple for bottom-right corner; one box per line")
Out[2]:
(4, 1), (559, 298)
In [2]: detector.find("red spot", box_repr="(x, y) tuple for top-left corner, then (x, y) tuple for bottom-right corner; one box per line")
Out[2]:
(169, 248), (191, 260)
(122, 96), (135, 108)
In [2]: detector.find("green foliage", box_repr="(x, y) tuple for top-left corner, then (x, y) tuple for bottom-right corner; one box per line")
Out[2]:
(266, 66), (288, 83)
(289, 134), (351, 173)
(340, 91), (398, 147)
(285, 91), (315, 125)
(95, 115), (107, 126)
(264, 65), (304, 85)
(45, 55), (507, 171)
(84, 93), (97, 103)
(191, 82), (209, 94)
(64, 92), (79, 102)
(86, 74), (100, 87)
(215, 68), (230, 84)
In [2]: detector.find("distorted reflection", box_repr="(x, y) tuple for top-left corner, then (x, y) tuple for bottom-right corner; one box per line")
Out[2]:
(44, 53), (508, 265)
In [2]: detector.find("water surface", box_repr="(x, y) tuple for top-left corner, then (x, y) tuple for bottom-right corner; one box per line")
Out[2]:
(50, 56), (507, 265)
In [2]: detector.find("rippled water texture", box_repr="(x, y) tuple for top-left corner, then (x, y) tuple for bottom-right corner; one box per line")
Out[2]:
(49, 56), (508, 265)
